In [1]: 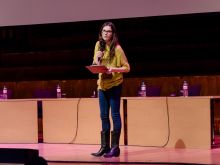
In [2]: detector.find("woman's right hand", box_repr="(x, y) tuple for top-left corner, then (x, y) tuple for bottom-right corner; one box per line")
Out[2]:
(95, 51), (104, 65)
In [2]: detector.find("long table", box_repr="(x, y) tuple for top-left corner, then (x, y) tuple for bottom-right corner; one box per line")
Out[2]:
(0, 97), (214, 149)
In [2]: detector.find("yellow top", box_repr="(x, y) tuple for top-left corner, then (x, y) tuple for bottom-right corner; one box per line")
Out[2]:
(93, 41), (130, 90)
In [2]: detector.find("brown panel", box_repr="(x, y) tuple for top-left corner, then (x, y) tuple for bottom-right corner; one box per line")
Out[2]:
(126, 97), (169, 146)
(0, 99), (38, 143)
(167, 96), (211, 149)
(42, 99), (79, 143)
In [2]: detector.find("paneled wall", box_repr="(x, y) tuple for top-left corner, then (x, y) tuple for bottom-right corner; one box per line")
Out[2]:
(1, 12), (220, 81)
(1, 75), (220, 99)
(1, 12), (220, 98)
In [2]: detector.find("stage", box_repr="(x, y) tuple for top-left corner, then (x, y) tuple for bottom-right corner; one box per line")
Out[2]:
(0, 143), (220, 165)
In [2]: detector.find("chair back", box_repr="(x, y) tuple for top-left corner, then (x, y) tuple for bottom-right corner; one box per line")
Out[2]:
(33, 89), (56, 98)
(188, 84), (201, 96)
(146, 86), (161, 96)
(178, 84), (201, 96)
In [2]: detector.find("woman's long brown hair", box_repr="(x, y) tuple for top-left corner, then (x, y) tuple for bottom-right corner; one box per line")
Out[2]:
(98, 22), (119, 61)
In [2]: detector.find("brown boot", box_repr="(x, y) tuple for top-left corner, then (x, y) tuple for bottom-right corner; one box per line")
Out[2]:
(103, 130), (120, 158)
(91, 131), (110, 157)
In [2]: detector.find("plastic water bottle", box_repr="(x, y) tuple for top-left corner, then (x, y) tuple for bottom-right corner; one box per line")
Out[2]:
(56, 84), (62, 98)
(140, 81), (146, 97)
(182, 81), (188, 97)
(91, 90), (97, 98)
(3, 86), (8, 99)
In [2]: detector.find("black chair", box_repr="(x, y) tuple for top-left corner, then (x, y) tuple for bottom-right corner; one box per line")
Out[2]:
(146, 86), (161, 96)
(179, 84), (201, 96)
(33, 89), (56, 98)
(188, 84), (201, 96)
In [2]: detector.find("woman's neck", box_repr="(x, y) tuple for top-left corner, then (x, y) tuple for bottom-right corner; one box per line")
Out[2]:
(105, 40), (111, 46)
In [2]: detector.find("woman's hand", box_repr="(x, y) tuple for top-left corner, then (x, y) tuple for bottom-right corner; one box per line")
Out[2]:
(106, 67), (113, 74)
(95, 51), (104, 65)
(106, 66), (129, 74)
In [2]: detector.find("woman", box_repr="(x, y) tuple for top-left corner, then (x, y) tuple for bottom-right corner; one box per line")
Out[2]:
(91, 22), (130, 158)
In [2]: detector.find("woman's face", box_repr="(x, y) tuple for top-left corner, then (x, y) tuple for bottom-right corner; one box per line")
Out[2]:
(101, 25), (113, 43)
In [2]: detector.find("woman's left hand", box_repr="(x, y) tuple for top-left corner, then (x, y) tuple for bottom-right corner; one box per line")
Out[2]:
(106, 67), (113, 74)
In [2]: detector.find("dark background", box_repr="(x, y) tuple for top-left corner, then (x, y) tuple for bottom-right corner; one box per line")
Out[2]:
(0, 12), (220, 82)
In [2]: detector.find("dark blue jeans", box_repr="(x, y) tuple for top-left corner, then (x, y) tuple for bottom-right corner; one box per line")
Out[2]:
(98, 85), (122, 133)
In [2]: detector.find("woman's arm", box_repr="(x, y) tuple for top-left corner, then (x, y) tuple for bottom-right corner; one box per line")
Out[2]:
(93, 41), (103, 65)
(107, 66), (129, 73)
(93, 51), (104, 65)
(106, 45), (130, 73)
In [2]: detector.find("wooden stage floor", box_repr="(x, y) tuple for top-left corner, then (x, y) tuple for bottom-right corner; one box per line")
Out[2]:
(0, 143), (220, 165)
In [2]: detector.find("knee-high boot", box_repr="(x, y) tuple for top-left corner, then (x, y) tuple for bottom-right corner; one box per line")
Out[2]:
(104, 130), (120, 158)
(91, 131), (110, 157)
